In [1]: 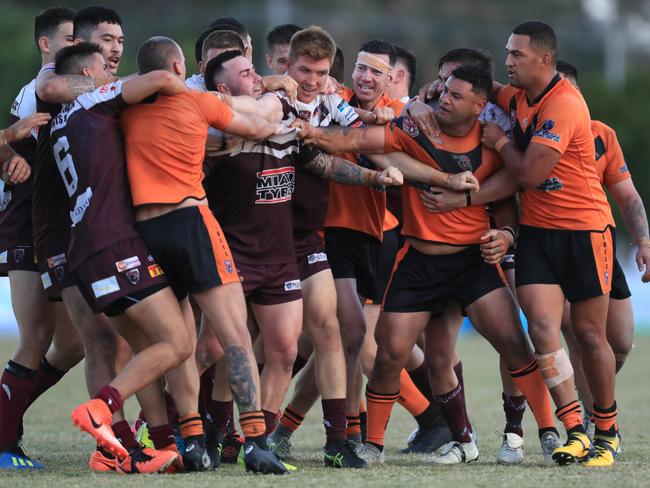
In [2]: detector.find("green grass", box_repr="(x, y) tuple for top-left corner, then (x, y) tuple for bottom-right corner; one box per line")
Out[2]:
(1, 335), (649, 487)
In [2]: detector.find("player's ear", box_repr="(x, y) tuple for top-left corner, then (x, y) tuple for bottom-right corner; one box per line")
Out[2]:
(198, 60), (205, 75)
(216, 84), (230, 95)
(38, 36), (49, 55)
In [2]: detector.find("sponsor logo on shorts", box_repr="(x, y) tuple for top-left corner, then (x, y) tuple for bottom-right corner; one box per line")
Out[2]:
(0, 251), (7, 264)
(91, 275), (120, 298)
(307, 252), (327, 264)
(148, 264), (164, 278)
(533, 119), (560, 142)
(115, 256), (141, 273)
(125, 269), (140, 285)
(41, 272), (52, 290)
(13, 248), (25, 263)
(402, 117), (420, 138)
(536, 177), (563, 192)
(54, 266), (65, 282)
(284, 279), (301, 291)
(47, 253), (67, 269)
(604, 271), (610, 285)
(225, 260), (234, 273)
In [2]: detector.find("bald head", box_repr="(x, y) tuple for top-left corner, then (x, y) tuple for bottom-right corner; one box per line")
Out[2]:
(137, 36), (183, 74)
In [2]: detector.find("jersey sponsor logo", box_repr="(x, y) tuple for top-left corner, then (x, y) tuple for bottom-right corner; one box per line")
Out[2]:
(70, 187), (93, 226)
(307, 252), (327, 264)
(402, 117), (420, 138)
(125, 269), (140, 285)
(47, 253), (67, 269)
(298, 110), (312, 121)
(536, 177), (563, 192)
(284, 279), (301, 291)
(619, 164), (629, 174)
(41, 272), (52, 290)
(0, 251), (7, 264)
(0, 190), (12, 212)
(533, 119), (560, 143)
(91, 275), (120, 298)
(115, 256), (141, 273)
(148, 264), (164, 278)
(13, 248), (25, 263)
(256, 166), (295, 204)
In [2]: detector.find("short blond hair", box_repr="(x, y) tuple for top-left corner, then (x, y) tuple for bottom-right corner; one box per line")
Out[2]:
(288, 25), (336, 63)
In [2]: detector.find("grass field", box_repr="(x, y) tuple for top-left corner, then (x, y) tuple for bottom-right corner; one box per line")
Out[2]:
(1, 334), (648, 487)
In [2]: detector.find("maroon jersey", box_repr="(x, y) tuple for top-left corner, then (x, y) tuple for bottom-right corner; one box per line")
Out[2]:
(49, 80), (139, 269)
(1, 78), (38, 250)
(33, 63), (70, 253)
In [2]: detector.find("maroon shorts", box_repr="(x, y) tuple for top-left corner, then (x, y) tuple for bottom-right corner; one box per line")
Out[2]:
(35, 232), (75, 301)
(74, 237), (168, 315)
(0, 244), (38, 276)
(237, 259), (302, 305)
(294, 231), (330, 281)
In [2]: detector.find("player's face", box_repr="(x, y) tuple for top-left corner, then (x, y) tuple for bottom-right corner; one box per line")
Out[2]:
(48, 21), (75, 56)
(352, 53), (392, 107)
(266, 43), (290, 75)
(222, 56), (263, 98)
(288, 55), (331, 104)
(437, 77), (483, 128)
(505, 34), (542, 88)
(88, 22), (124, 75)
(437, 62), (461, 94)
(84, 53), (111, 79)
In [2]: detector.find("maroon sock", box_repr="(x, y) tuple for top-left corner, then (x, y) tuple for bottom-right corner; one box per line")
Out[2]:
(208, 400), (233, 435)
(0, 362), (36, 450)
(291, 354), (308, 378)
(95, 384), (124, 414)
(111, 420), (138, 451)
(26, 358), (66, 409)
(408, 364), (436, 404)
(433, 384), (472, 443)
(165, 392), (179, 425)
(502, 393), (526, 437)
(263, 409), (279, 435)
(322, 398), (347, 447)
(198, 366), (215, 419)
(149, 423), (176, 449)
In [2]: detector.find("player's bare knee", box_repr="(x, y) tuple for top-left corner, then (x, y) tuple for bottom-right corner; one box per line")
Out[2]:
(536, 348), (573, 390)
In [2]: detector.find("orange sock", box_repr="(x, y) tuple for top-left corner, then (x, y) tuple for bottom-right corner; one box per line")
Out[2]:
(510, 359), (555, 429)
(239, 410), (266, 439)
(396, 369), (429, 417)
(556, 400), (583, 432)
(366, 387), (399, 447)
(278, 404), (305, 433)
(592, 402), (617, 433)
(178, 413), (204, 439)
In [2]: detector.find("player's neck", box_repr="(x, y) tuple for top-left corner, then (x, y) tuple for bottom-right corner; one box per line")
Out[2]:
(524, 70), (557, 103)
(357, 94), (383, 111)
(41, 53), (54, 67)
(438, 116), (475, 138)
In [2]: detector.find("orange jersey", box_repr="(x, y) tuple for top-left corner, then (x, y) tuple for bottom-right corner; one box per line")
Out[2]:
(496, 76), (613, 231)
(325, 93), (404, 240)
(383, 209), (399, 232)
(384, 118), (502, 245)
(121, 91), (233, 206)
(591, 120), (630, 189)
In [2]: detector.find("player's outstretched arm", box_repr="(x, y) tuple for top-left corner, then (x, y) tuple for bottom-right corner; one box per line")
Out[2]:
(222, 110), (282, 140)
(0, 112), (51, 147)
(120, 70), (187, 105)
(304, 151), (403, 187)
(608, 178), (650, 282)
(296, 122), (385, 154)
(36, 70), (115, 104)
(217, 92), (283, 122)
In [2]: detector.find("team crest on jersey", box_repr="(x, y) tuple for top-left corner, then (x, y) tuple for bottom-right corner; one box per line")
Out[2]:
(225, 260), (234, 273)
(47, 253), (67, 269)
(13, 249), (25, 263)
(148, 264), (164, 278)
(402, 117), (420, 138)
(125, 269), (140, 285)
(54, 266), (65, 282)
(115, 256), (141, 273)
(453, 154), (473, 172)
(533, 119), (560, 142)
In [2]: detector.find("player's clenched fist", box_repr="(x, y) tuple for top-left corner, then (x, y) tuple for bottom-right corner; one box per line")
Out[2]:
(376, 166), (403, 186)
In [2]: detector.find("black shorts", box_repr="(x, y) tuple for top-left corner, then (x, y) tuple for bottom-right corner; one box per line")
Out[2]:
(383, 243), (505, 315)
(74, 237), (169, 315)
(515, 225), (614, 303)
(0, 244), (38, 276)
(35, 232), (75, 301)
(610, 256), (631, 300)
(324, 227), (384, 302)
(294, 231), (330, 281)
(237, 259), (302, 305)
(136, 206), (239, 301)
(371, 229), (402, 305)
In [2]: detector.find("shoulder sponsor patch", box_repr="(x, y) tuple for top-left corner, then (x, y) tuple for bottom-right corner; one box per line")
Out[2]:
(115, 256), (141, 273)
(91, 275), (120, 298)
(284, 279), (301, 291)
(533, 119), (560, 143)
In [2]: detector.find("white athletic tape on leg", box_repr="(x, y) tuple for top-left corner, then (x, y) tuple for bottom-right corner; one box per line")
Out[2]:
(536, 348), (573, 389)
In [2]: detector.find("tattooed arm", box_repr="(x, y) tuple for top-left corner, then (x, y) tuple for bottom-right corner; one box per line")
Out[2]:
(35, 70), (115, 104)
(304, 151), (402, 186)
(608, 178), (650, 282)
(298, 123), (386, 154)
